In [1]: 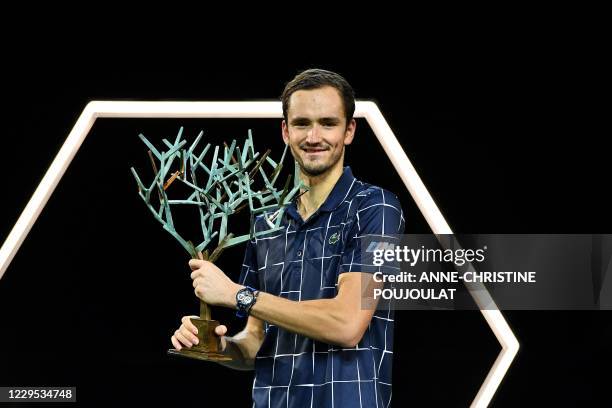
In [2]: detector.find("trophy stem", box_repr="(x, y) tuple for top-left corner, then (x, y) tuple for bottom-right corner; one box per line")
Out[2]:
(200, 300), (211, 321)
(196, 249), (213, 321)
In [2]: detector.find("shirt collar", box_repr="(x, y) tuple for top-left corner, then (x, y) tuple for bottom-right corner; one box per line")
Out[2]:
(286, 166), (356, 223)
(319, 166), (356, 212)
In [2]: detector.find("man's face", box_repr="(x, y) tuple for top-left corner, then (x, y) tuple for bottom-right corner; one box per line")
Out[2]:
(282, 86), (356, 177)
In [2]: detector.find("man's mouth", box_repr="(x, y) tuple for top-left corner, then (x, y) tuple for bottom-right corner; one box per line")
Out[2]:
(301, 147), (328, 153)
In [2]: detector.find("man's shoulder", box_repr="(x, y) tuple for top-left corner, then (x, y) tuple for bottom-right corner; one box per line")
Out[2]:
(344, 178), (405, 235)
(347, 179), (403, 213)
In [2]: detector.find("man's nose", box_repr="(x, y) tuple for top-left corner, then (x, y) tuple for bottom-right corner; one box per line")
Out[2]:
(306, 124), (322, 143)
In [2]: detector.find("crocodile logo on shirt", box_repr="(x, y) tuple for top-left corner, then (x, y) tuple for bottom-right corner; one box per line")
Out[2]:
(328, 232), (340, 245)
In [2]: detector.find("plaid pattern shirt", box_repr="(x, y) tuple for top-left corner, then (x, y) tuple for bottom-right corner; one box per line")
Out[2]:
(239, 166), (405, 408)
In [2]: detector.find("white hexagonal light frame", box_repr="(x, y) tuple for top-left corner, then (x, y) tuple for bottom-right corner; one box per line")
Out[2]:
(0, 101), (518, 407)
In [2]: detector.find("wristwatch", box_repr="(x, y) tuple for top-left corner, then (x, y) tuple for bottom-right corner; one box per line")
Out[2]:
(235, 286), (259, 318)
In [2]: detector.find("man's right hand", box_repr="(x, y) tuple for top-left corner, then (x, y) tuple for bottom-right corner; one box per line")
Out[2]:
(170, 315), (228, 351)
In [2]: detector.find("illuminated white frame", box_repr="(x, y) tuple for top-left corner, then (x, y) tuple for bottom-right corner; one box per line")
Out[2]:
(0, 100), (518, 407)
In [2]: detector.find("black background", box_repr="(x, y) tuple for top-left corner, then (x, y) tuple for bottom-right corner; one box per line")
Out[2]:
(0, 44), (609, 407)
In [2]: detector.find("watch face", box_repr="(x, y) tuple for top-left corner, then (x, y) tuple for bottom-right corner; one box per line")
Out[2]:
(238, 291), (253, 304)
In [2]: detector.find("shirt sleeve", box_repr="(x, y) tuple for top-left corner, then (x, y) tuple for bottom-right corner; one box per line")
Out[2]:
(340, 187), (405, 275)
(238, 238), (260, 290)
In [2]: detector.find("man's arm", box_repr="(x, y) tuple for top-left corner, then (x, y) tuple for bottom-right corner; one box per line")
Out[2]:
(189, 260), (381, 348)
(250, 272), (380, 348)
(217, 315), (265, 370)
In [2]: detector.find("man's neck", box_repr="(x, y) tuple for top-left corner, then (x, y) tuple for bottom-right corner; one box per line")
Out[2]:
(297, 162), (344, 220)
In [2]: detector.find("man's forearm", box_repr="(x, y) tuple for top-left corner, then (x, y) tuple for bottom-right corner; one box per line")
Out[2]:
(208, 272), (375, 349)
(216, 320), (265, 371)
(249, 291), (363, 348)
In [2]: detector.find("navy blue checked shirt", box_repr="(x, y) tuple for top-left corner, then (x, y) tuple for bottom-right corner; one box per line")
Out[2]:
(239, 166), (405, 408)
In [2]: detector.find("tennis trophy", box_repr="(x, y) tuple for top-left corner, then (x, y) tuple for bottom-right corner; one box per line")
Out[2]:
(130, 127), (305, 361)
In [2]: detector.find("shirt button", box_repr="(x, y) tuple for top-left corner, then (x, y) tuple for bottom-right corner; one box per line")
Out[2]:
(297, 250), (302, 257)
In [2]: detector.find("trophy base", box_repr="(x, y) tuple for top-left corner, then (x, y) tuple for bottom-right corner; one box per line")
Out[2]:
(167, 317), (232, 362)
(167, 348), (232, 361)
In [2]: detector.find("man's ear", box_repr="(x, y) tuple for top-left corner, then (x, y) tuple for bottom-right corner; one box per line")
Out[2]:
(281, 120), (289, 145)
(344, 118), (356, 145)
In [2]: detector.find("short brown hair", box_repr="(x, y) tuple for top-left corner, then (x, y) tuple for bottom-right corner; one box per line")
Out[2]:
(281, 68), (355, 124)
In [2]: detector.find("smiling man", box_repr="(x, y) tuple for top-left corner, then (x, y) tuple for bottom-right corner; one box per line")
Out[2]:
(171, 69), (405, 407)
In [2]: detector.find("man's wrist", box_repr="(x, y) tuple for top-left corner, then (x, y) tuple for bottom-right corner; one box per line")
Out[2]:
(225, 283), (244, 309)
(235, 286), (260, 318)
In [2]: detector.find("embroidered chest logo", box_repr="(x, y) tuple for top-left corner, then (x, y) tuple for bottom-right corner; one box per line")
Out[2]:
(328, 232), (340, 245)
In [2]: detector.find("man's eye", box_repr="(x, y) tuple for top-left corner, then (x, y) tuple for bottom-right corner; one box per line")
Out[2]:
(321, 122), (338, 128)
